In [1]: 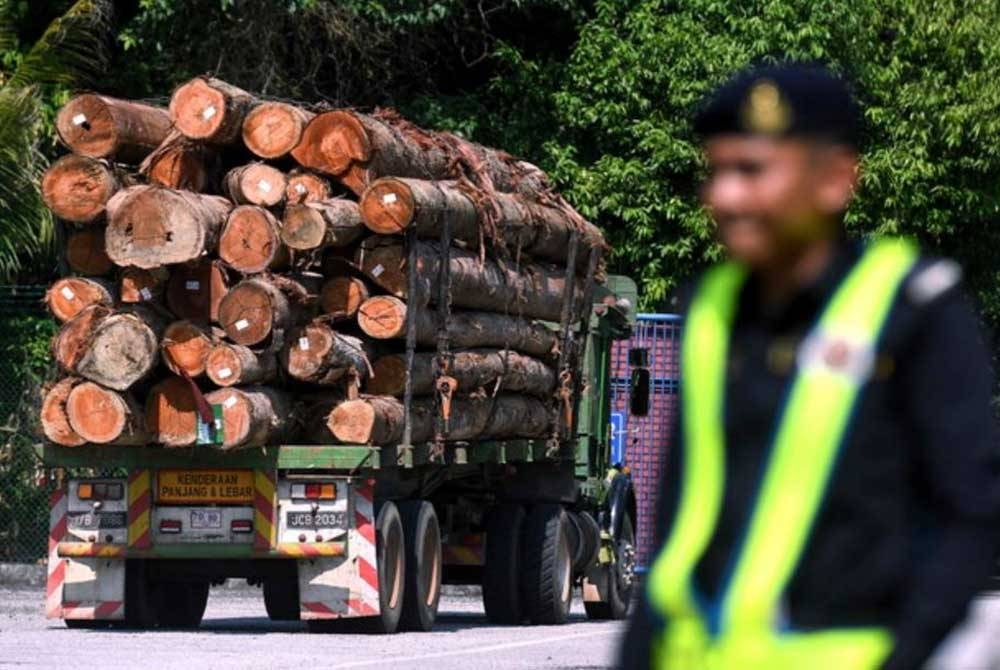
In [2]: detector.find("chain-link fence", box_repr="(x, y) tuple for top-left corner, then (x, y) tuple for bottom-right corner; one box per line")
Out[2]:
(0, 285), (57, 564)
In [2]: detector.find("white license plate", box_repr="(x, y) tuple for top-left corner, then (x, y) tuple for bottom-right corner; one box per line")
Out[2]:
(190, 509), (222, 529)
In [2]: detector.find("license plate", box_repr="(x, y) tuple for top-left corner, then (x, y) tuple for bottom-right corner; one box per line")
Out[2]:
(285, 511), (346, 529)
(67, 512), (126, 530)
(157, 469), (254, 504)
(190, 509), (222, 529)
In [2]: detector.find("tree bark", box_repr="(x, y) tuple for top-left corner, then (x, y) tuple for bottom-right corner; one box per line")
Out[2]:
(242, 101), (314, 159)
(65, 381), (148, 445)
(206, 342), (277, 387)
(300, 396), (346, 444)
(328, 393), (549, 445)
(217, 273), (323, 346)
(41, 155), (122, 223)
(319, 276), (369, 318)
(41, 378), (86, 446)
(66, 227), (114, 276)
(285, 170), (331, 205)
(56, 94), (172, 162)
(368, 349), (556, 397)
(169, 77), (256, 144)
(166, 259), (230, 323)
(145, 375), (198, 447)
(357, 238), (584, 323)
(54, 305), (165, 390)
(223, 163), (287, 207)
(119, 267), (169, 304)
(219, 205), (287, 273)
(106, 186), (232, 269)
(46, 277), (114, 323)
(204, 386), (291, 450)
(281, 199), (364, 251)
(281, 320), (370, 386)
(162, 320), (214, 378)
(143, 134), (211, 192)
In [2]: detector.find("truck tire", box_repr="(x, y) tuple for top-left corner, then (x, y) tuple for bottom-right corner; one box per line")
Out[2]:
(521, 504), (573, 625)
(123, 559), (157, 629)
(584, 512), (636, 620)
(482, 504), (525, 625)
(264, 576), (301, 621)
(358, 500), (406, 634)
(153, 580), (209, 628)
(398, 500), (442, 632)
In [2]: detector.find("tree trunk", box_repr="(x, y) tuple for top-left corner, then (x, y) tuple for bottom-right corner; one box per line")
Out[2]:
(46, 277), (114, 323)
(242, 101), (314, 159)
(169, 77), (256, 144)
(106, 186), (232, 269)
(56, 94), (172, 162)
(319, 276), (369, 318)
(204, 386), (291, 450)
(206, 343), (277, 387)
(285, 170), (331, 205)
(54, 305), (165, 390)
(65, 381), (148, 445)
(218, 275), (321, 346)
(328, 393), (549, 445)
(223, 163), (287, 207)
(357, 238), (583, 323)
(145, 375), (198, 447)
(41, 378), (86, 446)
(281, 199), (364, 251)
(368, 349), (556, 397)
(166, 259), (230, 322)
(143, 134), (211, 192)
(41, 155), (122, 223)
(219, 205), (287, 273)
(357, 296), (559, 358)
(66, 227), (114, 276)
(162, 320), (214, 378)
(119, 267), (169, 304)
(281, 320), (370, 386)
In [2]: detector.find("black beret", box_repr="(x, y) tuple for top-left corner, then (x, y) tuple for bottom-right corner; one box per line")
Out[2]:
(693, 62), (862, 148)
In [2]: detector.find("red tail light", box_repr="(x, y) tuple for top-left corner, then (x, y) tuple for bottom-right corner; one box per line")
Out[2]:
(231, 519), (253, 533)
(159, 519), (182, 534)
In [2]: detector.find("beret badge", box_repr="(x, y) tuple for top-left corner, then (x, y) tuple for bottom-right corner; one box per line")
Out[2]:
(740, 79), (792, 135)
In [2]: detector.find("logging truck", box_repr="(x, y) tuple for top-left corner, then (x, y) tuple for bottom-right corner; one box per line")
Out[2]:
(38, 274), (643, 632)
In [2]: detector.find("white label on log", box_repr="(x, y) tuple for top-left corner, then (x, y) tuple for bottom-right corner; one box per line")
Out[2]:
(224, 395), (238, 409)
(295, 184), (307, 194)
(217, 367), (232, 379)
(235, 319), (249, 331)
(140, 288), (153, 301)
(60, 286), (75, 300)
(371, 264), (385, 278)
(185, 280), (200, 291)
(382, 193), (398, 205)
(257, 180), (272, 193)
(72, 114), (87, 126)
(298, 337), (310, 351)
(202, 105), (217, 120)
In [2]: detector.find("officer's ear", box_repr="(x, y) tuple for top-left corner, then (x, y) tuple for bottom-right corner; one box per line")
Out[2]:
(811, 142), (859, 216)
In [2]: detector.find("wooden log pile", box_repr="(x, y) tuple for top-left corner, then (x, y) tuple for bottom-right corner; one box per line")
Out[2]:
(39, 77), (606, 453)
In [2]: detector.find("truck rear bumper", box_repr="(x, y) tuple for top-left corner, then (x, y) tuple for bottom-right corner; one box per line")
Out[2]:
(56, 541), (347, 560)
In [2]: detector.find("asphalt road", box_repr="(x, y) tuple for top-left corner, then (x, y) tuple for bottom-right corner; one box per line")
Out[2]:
(0, 585), (625, 670)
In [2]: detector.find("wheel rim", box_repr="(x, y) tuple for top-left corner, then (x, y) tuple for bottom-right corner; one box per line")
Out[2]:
(386, 523), (403, 609)
(422, 523), (441, 607)
(615, 520), (636, 593)
(559, 531), (572, 603)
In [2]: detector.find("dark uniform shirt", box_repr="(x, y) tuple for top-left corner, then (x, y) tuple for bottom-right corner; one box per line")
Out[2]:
(620, 240), (1000, 670)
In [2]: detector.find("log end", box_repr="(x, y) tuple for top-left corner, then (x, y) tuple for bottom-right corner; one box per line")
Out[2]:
(41, 379), (86, 447)
(206, 344), (243, 387)
(162, 320), (212, 377)
(284, 322), (335, 381)
(149, 144), (209, 192)
(66, 228), (114, 276)
(367, 356), (406, 396)
(290, 110), (369, 176)
(41, 154), (118, 223)
(46, 277), (112, 323)
(65, 381), (126, 444)
(146, 376), (197, 447)
(281, 204), (325, 250)
(328, 399), (376, 444)
(218, 280), (277, 346)
(242, 102), (309, 159)
(205, 388), (250, 449)
(357, 295), (407, 339)
(54, 304), (112, 372)
(220, 206), (281, 273)
(55, 94), (118, 158)
(166, 260), (228, 322)
(286, 171), (331, 205)
(170, 78), (230, 140)
(360, 178), (415, 234)
(119, 267), (167, 304)
(319, 276), (368, 317)
(231, 163), (286, 207)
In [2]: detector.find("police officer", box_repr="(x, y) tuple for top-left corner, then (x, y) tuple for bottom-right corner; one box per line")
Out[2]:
(620, 63), (1000, 670)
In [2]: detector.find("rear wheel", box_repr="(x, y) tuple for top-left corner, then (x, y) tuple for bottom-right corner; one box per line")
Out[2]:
(520, 504), (573, 625)
(482, 504), (525, 625)
(152, 580), (209, 629)
(398, 501), (442, 632)
(123, 559), (157, 628)
(264, 576), (301, 621)
(584, 513), (636, 620)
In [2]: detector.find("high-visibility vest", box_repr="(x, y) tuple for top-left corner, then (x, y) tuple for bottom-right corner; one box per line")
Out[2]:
(646, 238), (919, 670)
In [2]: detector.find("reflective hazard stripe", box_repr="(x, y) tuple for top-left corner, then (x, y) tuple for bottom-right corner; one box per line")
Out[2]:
(253, 469), (277, 550)
(46, 487), (68, 619)
(127, 469), (151, 549)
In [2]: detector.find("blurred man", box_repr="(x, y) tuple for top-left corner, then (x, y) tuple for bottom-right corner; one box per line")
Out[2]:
(619, 63), (1000, 670)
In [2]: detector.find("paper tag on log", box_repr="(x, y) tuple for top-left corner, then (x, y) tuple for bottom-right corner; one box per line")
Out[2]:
(185, 280), (200, 291)
(235, 319), (249, 331)
(257, 180), (272, 193)
(224, 395), (238, 409)
(217, 367), (232, 379)
(295, 184), (307, 194)
(140, 288), (153, 301)
(202, 105), (217, 120)
(60, 286), (75, 300)
(382, 193), (398, 205)
(371, 264), (385, 278)
(72, 114), (87, 126)
(298, 337), (310, 351)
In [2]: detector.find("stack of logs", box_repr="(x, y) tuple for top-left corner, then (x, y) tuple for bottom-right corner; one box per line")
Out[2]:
(39, 76), (606, 453)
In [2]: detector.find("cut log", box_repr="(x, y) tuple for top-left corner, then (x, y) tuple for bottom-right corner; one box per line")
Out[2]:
(282, 321), (370, 385)
(368, 349), (556, 397)
(162, 320), (214, 378)
(223, 163), (287, 207)
(65, 382), (148, 445)
(319, 276), (369, 318)
(106, 186), (232, 269)
(217, 277), (290, 346)
(281, 199), (364, 251)
(145, 375), (198, 447)
(219, 205), (286, 273)
(357, 296), (559, 358)
(301, 397), (346, 444)
(204, 386), (291, 450)
(56, 94), (172, 162)
(286, 170), (331, 205)
(206, 343), (277, 387)
(145, 137), (211, 192)
(242, 102), (314, 159)
(45, 277), (114, 323)
(119, 267), (169, 304)
(41, 155), (121, 223)
(66, 227), (114, 276)
(357, 239), (583, 323)
(54, 305), (164, 390)
(328, 394), (549, 445)
(169, 77), (256, 144)
(41, 378), (86, 446)
(166, 260), (229, 322)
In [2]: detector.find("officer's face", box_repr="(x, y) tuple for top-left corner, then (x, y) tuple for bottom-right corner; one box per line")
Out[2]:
(701, 136), (858, 268)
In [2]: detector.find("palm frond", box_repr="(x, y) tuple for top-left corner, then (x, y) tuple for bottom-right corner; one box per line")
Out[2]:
(0, 0), (17, 54)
